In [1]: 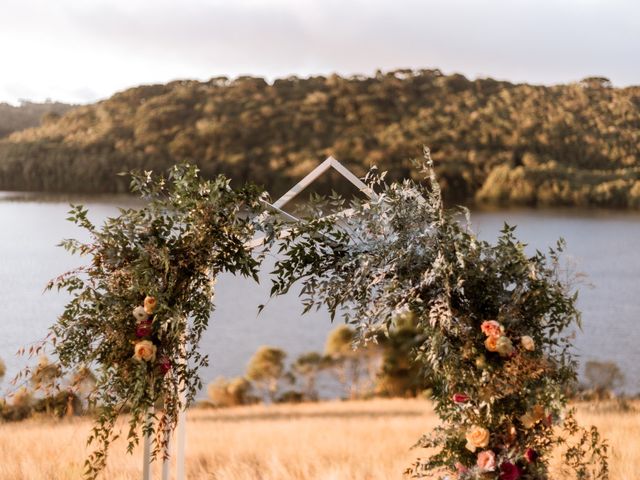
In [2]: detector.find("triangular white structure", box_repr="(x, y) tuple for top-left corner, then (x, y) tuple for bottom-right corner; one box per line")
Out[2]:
(272, 155), (378, 210)
(245, 156), (376, 249)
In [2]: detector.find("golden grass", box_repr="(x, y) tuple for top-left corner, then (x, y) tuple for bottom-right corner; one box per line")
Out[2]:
(0, 399), (637, 480)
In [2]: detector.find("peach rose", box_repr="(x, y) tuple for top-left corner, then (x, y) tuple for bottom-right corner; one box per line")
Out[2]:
(144, 296), (157, 315)
(477, 450), (496, 471)
(465, 426), (490, 452)
(481, 320), (504, 338)
(496, 336), (514, 357)
(134, 340), (157, 362)
(485, 336), (499, 352)
(520, 335), (535, 351)
(133, 306), (149, 323)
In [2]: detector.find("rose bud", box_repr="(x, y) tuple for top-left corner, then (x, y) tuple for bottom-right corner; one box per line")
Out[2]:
(135, 320), (153, 338)
(158, 357), (172, 374)
(452, 393), (470, 403)
(524, 448), (538, 463)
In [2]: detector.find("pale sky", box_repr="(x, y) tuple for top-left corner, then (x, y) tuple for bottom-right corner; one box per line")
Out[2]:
(0, 0), (638, 104)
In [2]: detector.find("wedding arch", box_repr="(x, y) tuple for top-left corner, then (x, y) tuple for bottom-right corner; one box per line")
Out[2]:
(44, 152), (608, 480)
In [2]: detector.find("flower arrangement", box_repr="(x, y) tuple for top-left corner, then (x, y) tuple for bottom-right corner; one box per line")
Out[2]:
(268, 150), (609, 479)
(43, 165), (270, 478)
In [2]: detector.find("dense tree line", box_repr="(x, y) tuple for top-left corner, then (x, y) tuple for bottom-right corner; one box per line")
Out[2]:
(0, 100), (74, 139)
(0, 71), (638, 208)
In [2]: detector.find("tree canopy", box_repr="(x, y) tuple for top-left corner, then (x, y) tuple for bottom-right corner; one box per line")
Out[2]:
(0, 70), (638, 208)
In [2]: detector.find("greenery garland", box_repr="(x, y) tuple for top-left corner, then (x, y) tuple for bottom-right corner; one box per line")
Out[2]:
(44, 165), (271, 478)
(269, 150), (609, 479)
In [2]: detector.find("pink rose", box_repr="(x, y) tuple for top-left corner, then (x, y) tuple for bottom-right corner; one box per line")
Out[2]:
(499, 462), (522, 480)
(135, 320), (153, 338)
(524, 448), (538, 463)
(452, 393), (469, 403)
(476, 450), (496, 471)
(481, 320), (504, 338)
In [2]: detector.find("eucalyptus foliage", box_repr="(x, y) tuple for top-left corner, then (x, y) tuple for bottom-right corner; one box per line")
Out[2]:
(46, 165), (269, 478)
(270, 150), (608, 479)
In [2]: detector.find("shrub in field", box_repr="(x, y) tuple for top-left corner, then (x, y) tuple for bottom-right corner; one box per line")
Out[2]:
(269, 150), (609, 479)
(246, 346), (287, 404)
(207, 376), (254, 407)
(583, 361), (625, 400)
(291, 352), (326, 401)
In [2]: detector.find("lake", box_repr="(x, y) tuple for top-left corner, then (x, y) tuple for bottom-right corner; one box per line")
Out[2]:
(1, 197), (639, 396)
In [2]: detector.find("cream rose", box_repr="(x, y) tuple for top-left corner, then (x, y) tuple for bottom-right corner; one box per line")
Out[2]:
(520, 335), (535, 351)
(476, 450), (496, 471)
(133, 306), (149, 323)
(496, 336), (514, 357)
(465, 426), (490, 452)
(134, 340), (157, 362)
(144, 296), (157, 315)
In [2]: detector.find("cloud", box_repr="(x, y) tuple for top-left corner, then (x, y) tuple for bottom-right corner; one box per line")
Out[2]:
(0, 0), (638, 103)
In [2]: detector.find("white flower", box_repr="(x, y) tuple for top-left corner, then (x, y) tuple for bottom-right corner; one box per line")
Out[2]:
(133, 306), (149, 323)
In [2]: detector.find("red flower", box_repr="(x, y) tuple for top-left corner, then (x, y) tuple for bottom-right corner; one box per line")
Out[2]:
(499, 462), (522, 480)
(135, 320), (153, 338)
(524, 448), (538, 463)
(452, 393), (470, 403)
(158, 356), (172, 374)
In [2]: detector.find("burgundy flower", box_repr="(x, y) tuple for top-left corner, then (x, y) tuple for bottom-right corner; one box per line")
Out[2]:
(158, 356), (172, 374)
(524, 448), (538, 463)
(452, 393), (470, 403)
(499, 462), (522, 480)
(135, 320), (153, 338)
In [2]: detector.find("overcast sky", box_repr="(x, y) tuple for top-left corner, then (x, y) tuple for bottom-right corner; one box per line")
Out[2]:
(1, 0), (638, 104)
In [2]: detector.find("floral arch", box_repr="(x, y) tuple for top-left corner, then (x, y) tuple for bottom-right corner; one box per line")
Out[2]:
(44, 153), (607, 480)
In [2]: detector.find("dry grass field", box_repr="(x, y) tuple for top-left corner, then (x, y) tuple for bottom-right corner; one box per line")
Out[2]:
(0, 398), (638, 480)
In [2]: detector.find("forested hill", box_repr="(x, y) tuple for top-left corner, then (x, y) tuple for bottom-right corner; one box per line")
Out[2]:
(0, 70), (639, 208)
(0, 101), (74, 139)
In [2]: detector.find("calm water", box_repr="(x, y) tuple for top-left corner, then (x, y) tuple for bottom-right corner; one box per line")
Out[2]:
(1, 198), (639, 395)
